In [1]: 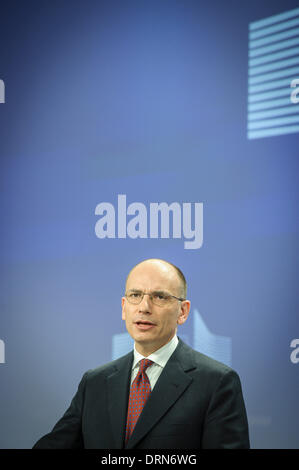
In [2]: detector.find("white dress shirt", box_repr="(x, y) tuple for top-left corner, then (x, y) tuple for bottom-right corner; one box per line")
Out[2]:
(130, 334), (179, 390)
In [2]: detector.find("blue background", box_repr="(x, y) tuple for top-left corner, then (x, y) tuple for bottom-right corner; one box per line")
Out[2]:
(0, 0), (298, 448)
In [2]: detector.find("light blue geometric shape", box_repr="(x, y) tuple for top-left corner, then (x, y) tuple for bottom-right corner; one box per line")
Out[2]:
(248, 105), (299, 121)
(192, 309), (232, 367)
(249, 77), (297, 95)
(248, 124), (299, 139)
(248, 114), (299, 130)
(247, 8), (299, 139)
(249, 56), (299, 76)
(249, 66), (299, 86)
(249, 17), (299, 41)
(249, 26), (299, 49)
(248, 87), (291, 103)
(249, 36), (299, 59)
(177, 334), (189, 346)
(249, 46), (299, 68)
(248, 97), (295, 112)
(111, 311), (232, 366)
(249, 7), (299, 31)
(112, 332), (134, 360)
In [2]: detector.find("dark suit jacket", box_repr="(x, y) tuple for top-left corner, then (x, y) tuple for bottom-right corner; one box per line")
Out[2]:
(33, 339), (250, 449)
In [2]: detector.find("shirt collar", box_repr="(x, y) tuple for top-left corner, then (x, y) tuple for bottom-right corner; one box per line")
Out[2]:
(132, 334), (179, 370)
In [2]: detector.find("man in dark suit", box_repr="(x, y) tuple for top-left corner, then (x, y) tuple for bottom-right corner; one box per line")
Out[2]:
(33, 258), (250, 449)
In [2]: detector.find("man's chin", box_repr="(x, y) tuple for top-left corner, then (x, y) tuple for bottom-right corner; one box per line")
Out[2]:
(133, 333), (155, 344)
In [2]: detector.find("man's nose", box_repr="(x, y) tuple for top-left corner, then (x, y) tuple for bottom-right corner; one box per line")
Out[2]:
(138, 293), (152, 312)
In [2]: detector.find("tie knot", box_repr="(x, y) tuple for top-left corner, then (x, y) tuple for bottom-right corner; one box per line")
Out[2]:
(139, 358), (153, 373)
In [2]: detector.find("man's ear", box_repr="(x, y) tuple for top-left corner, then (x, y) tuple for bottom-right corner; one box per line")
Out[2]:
(121, 297), (126, 320)
(177, 300), (191, 325)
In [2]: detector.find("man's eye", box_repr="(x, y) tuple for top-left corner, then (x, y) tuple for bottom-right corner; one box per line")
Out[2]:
(130, 292), (142, 298)
(154, 293), (168, 300)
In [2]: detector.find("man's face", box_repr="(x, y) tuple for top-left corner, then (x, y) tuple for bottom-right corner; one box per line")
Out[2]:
(121, 260), (190, 356)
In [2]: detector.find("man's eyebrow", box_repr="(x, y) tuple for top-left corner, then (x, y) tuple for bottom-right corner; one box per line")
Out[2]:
(127, 289), (169, 294)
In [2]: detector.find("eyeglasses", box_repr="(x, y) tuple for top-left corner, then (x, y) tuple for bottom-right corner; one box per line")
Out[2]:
(125, 290), (185, 307)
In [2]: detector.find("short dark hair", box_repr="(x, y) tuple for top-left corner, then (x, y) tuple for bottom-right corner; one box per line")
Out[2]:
(165, 261), (187, 299)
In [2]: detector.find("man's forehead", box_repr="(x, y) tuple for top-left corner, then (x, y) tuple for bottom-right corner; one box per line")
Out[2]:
(126, 260), (179, 288)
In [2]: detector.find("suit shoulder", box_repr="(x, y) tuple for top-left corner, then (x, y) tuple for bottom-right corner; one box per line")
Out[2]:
(179, 340), (237, 378)
(188, 349), (242, 392)
(193, 349), (232, 374)
(84, 351), (133, 380)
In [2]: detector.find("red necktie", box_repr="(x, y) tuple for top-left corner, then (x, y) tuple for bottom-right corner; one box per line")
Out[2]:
(125, 358), (153, 443)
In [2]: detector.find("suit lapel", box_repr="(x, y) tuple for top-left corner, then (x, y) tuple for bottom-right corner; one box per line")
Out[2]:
(125, 340), (195, 449)
(106, 352), (133, 449)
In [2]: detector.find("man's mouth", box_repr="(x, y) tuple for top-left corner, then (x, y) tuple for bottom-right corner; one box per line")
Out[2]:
(135, 320), (156, 330)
